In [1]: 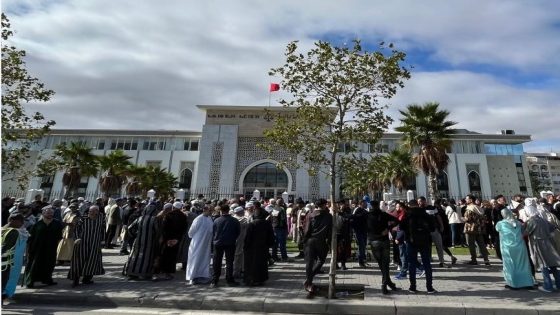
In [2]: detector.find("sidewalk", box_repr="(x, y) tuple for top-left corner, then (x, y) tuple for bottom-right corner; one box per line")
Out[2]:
(8, 248), (560, 315)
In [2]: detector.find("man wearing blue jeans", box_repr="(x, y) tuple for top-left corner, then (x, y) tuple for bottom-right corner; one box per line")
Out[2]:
(399, 199), (436, 293)
(271, 199), (289, 261)
(352, 200), (369, 267)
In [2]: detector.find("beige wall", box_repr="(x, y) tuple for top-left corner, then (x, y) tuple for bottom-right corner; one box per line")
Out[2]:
(486, 155), (521, 196)
(205, 108), (296, 137)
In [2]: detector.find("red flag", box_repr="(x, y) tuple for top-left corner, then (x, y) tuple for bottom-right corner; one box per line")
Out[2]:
(269, 83), (280, 92)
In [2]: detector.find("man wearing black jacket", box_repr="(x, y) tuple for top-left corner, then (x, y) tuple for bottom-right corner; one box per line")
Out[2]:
(211, 205), (241, 288)
(366, 200), (400, 294)
(303, 198), (332, 293)
(352, 200), (369, 267)
(400, 199), (437, 294)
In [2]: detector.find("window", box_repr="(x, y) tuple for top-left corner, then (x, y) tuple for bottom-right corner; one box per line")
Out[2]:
(181, 138), (200, 151)
(146, 161), (161, 168)
(468, 171), (481, 195)
(243, 162), (288, 188)
(110, 138), (137, 150)
(179, 168), (193, 189)
(143, 138), (167, 151)
(436, 172), (449, 199)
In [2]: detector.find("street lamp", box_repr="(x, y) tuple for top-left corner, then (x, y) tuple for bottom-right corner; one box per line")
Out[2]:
(176, 189), (185, 201)
(253, 190), (260, 201)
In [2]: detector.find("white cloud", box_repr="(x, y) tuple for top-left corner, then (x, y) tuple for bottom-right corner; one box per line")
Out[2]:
(3, 0), (559, 152)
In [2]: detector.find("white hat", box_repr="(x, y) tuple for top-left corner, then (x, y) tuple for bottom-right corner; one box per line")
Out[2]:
(265, 205), (274, 213)
(173, 201), (183, 209)
(78, 197), (85, 201)
(163, 203), (173, 210)
(234, 206), (245, 213)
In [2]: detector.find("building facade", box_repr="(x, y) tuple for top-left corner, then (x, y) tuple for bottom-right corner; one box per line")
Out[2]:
(525, 152), (560, 195)
(2, 105), (534, 202)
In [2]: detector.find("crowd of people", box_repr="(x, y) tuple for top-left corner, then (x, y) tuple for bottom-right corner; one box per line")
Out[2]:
(2, 191), (560, 302)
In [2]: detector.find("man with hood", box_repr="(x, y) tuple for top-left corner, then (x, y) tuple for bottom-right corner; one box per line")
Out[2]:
(24, 207), (63, 288)
(158, 202), (188, 280)
(243, 202), (275, 286)
(57, 202), (80, 263)
(233, 206), (249, 279)
(68, 205), (105, 287)
(123, 203), (159, 280)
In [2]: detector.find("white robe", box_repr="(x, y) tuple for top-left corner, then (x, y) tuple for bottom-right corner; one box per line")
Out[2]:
(186, 214), (213, 281)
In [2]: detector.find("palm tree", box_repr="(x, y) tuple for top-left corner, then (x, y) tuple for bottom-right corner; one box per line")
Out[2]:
(55, 142), (99, 198)
(395, 102), (456, 202)
(140, 166), (178, 199)
(123, 164), (147, 197)
(98, 150), (132, 198)
(383, 148), (417, 193)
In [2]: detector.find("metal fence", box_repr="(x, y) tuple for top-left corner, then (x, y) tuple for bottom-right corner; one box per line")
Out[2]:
(1, 186), (531, 205)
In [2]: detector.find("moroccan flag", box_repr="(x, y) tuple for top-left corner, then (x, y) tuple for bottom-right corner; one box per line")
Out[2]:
(269, 83), (280, 92)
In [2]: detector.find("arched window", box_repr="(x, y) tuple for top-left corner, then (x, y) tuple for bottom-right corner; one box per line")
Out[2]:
(179, 168), (193, 190)
(243, 162), (288, 188)
(468, 171), (481, 196)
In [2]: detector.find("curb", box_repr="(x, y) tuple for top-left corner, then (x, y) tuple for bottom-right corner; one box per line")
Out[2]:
(13, 292), (559, 315)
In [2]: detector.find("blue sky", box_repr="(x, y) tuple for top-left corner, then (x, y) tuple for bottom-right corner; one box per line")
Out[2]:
(3, 0), (560, 152)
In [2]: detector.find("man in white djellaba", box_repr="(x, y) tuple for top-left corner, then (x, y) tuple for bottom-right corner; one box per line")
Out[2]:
(186, 204), (214, 285)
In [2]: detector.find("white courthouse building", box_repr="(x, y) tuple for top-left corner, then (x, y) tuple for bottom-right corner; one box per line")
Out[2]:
(2, 105), (534, 202)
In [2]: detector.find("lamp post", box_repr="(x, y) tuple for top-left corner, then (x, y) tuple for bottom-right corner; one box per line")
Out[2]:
(253, 190), (260, 201)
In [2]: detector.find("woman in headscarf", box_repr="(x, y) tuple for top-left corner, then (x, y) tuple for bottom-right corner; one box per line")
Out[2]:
(525, 198), (560, 292)
(122, 203), (159, 280)
(495, 208), (533, 289)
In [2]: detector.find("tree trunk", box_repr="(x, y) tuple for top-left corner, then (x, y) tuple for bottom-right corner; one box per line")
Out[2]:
(328, 149), (338, 299)
(427, 171), (439, 205)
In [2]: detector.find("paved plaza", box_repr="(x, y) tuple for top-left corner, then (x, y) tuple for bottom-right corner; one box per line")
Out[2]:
(5, 248), (559, 315)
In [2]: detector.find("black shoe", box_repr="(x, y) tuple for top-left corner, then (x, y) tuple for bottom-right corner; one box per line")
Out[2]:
(466, 260), (478, 265)
(484, 261), (491, 266)
(388, 283), (400, 291)
(26, 283), (34, 289)
(43, 281), (57, 286)
(227, 281), (240, 287)
(408, 287), (418, 293)
(451, 257), (457, 265)
(119, 251), (130, 255)
(82, 279), (94, 285)
(210, 282), (218, 288)
(295, 252), (305, 259)
(381, 285), (389, 295)
(359, 263), (368, 268)
(341, 264), (348, 270)
(427, 288), (438, 294)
